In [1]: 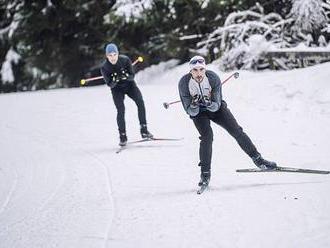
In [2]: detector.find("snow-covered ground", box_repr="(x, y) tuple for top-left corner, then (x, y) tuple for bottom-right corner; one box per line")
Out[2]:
(1, 61), (330, 248)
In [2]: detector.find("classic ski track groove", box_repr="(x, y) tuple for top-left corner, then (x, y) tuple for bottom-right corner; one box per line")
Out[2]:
(81, 150), (117, 246)
(1, 126), (117, 246)
(0, 168), (18, 216)
(0, 127), (68, 235)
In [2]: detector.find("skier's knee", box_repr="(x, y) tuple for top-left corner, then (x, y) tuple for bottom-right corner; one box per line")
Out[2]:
(117, 108), (125, 119)
(136, 98), (144, 107)
(116, 103), (125, 113)
(230, 126), (243, 139)
(199, 130), (213, 142)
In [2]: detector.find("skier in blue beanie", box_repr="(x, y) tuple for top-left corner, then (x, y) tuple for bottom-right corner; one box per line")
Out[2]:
(101, 43), (153, 146)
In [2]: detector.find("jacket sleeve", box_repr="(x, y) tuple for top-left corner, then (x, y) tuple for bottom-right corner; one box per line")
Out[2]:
(122, 56), (135, 81)
(206, 71), (222, 112)
(178, 75), (200, 117)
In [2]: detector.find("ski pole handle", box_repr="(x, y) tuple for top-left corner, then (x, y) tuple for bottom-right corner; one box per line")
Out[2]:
(163, 100), (181, 109)
(80, 56), (144, 85)
(132, 56), (144, 66)
(162, 72), (239, 109)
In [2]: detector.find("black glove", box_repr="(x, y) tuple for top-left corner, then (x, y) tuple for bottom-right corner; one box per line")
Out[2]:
(199, 103), (208, 112)
(198, 95), (211, 112)
(119, 69), (130, 80)
(110, 72), (120, 83)
(191, 95), (202, 107)
(201, 95), (211, 107)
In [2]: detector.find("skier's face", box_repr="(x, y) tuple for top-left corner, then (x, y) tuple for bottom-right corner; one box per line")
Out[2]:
(191, 67), (206, 83)
(106, 53), (119, 64)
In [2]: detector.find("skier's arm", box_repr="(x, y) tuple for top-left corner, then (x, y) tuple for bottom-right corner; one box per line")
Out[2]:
(206, 71), (222, 112)
(178, 76), (199, 117)
(120, 56), (135, 81)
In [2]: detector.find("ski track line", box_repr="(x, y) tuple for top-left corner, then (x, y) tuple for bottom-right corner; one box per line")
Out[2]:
(0, 125), (19, 217)
(11, 126), (67, 212)
(81, 149), (117, 248)
(2, 125), (117, 247)
(0, 127), (68, 235)
(0, 167), (18, 216)
(15, 125), (118, 248)
(37, 167), (66, 212)
(0, 126), (45, 232)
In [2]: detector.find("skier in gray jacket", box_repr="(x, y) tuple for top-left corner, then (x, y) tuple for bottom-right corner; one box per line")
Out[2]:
(178, 56), (277, 187)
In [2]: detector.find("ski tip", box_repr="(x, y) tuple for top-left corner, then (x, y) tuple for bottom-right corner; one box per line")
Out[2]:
(151, 137), (184, 141)
(236, 167), (330, 174)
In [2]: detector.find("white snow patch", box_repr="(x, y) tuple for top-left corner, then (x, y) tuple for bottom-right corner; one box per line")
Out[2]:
(1, 61), (330, 247)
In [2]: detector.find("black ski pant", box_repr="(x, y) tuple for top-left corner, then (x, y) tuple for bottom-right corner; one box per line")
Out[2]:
(192, 101), (259, 173)
(111, 83), (147, 134)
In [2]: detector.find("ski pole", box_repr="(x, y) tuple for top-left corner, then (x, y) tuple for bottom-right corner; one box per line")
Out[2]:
(222, 71), (239, 85)
(163, 72), (239, 109)
(80, 56), (144, 85)
(163, 100), (181, 109)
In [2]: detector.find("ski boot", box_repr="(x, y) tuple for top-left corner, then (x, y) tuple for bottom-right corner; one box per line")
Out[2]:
(198, 171), (211, 186)
(252, 154), (277, 170)
(140, 124), (153, 139)
(119, 132), (127, 146)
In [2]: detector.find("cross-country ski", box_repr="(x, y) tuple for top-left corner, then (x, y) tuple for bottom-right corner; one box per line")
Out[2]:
(236, 166), (330, 174)
(115, 137), (183, 153)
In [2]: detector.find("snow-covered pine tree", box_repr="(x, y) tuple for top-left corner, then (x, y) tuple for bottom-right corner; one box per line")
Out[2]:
(198, 3), (293, 70)
(0, 1), (31, 93)
(199, 1), (329, 71)
(289, 0), (328, 45)
(321, 0), (330, 41)
(1, 1), (122, 92)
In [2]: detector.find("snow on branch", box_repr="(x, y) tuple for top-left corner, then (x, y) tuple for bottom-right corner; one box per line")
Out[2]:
(1, 49), (21, 84)
(179, 34), (203, 41)
(199, 1), (330, 71)
(115, 0), (153, 20)
(290, 0), (327, 33)
(199, 6), (285, 54)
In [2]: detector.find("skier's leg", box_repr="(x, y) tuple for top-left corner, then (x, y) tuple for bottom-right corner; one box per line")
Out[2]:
(212, 101), (258, 158)
(126, 83), (147, 125)
(111, 88), (126, 135)
(127, 84), (153, 138)
(192, 114), (213, 174)
(212, 101), (277, 169)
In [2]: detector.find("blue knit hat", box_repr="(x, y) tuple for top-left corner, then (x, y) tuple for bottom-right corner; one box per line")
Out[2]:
(105, 43), (118, 54)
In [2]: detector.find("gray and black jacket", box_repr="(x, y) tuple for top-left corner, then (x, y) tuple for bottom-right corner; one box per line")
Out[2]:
(100, 55), (135, 89)
(178, 70), (222, 117)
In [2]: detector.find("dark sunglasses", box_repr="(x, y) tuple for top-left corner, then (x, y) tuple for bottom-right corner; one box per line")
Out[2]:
(189, 58), (205, 65)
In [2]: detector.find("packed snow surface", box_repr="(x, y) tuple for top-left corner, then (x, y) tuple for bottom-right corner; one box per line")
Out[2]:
(1, 61), (330, 248)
